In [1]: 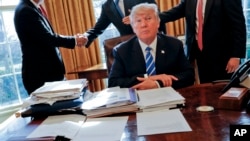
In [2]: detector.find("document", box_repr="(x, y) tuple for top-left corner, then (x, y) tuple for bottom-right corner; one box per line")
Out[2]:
(21, 79), (87, 109)
(27, 114), (128, 141)
(81, 87), (137, 110)
(136, 109), (192, 135)
(31, 79), (87, 98)
(137, 87), (185, 110)
(74, 116), (128, 141)
(27, 114), (86, 139)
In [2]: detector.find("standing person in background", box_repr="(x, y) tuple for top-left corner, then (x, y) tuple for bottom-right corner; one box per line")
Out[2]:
(83, 0), (166, 47)
(14, 0), (88, 94)
(108, 3), (194, 90)
(159, 0), (246, 83)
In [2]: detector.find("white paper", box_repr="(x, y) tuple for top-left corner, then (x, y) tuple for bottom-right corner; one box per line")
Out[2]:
(27, 114), (86, 139)
(137, 87), (185, 108)
(136, 109), (192, 135)
(31, 79), (87, 96)
(81, 87), (133, 110)
(73, 116), (128, 141)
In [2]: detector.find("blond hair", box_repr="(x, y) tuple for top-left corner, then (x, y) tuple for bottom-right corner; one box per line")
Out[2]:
(129, 3), (160, 25)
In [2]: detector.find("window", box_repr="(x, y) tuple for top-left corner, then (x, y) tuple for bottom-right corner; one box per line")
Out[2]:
(0, 0), (28, 109)
(243, 0), (250, 60)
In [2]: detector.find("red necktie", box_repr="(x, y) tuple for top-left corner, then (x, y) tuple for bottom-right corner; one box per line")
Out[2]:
(39, 5), (48, 18)
(197, 0), (203, 51)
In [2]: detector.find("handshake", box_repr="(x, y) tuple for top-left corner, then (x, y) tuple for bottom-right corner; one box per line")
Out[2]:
(75, 33), (88, 47)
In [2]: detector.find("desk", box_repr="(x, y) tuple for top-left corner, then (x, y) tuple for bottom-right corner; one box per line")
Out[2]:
(2, 83), (250, 141)
(67, 63), (108, 91)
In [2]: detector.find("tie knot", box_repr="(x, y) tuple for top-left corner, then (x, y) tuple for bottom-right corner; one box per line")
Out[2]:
(145, 47), (152, 52)
(39, 5), (47, 17)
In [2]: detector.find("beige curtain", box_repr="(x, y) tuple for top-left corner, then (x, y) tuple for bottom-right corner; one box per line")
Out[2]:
(156, 0), (185, 36)
(44, 0), (105, 91)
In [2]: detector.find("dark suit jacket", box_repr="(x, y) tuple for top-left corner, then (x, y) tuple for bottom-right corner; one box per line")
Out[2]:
(108, 33), (195, 89)
(14, 0), (76, 94)
(159, 0), (246, 81)
(85, 0), (166, 47)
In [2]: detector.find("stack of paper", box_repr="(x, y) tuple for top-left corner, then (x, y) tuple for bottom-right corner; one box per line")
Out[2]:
(81, 87), (139, 118)
(137, 87), (185, 112)
(22, 79), (87, 107)
(17, 79), (87, 118)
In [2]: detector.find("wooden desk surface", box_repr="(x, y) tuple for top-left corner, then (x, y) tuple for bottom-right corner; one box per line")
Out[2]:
(2, 83), (250, 141)
(68, 63), (107, 73)
(67, 63), (108, 80)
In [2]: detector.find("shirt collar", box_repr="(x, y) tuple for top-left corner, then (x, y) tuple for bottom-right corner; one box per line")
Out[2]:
(138, 37), (157, 52)
(30, 0), (39, 8)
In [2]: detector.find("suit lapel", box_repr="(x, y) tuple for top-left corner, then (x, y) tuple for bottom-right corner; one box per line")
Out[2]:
(132, 39), (147, 67)
(155, 35), (167, 67)
(189, 0), (199, 30)
(111, 0), (124, 18)
(25, 0), (54, 33)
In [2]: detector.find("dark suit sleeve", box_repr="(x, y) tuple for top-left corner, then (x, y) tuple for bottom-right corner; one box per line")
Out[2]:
(223, 0), (246, 58)
(159, 0), (186, 23)
(85, 4), (112, 47)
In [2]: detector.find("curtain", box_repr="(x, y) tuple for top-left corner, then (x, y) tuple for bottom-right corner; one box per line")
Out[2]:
(156, 0), (185, 36)
(44, 0), (105, 91)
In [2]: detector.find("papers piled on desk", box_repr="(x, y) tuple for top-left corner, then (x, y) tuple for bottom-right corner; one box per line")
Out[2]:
(22, 79), (87, 107)
(17, 79), (87, 118)
(81, 87), (138, 118)
(81, 86), (184, 117)
(137, 87), (185, 112)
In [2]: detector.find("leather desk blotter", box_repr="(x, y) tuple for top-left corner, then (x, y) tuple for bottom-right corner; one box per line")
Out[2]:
(218, 87), (249, 110)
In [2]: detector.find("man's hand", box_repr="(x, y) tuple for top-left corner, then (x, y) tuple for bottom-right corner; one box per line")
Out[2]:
(75, 33), (88, 47)
(132, 77), (158, 90)
(226, 58), (240, 73)
(148, 74), (178, 87)
(122, 16), (130, 25)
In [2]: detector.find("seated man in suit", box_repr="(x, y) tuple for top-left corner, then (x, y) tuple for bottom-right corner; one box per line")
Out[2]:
(108, 3), (194, 90)
(83, 0), (166, 47)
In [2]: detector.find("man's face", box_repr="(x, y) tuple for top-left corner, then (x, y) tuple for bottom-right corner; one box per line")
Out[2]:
(131, 9), (159, 44)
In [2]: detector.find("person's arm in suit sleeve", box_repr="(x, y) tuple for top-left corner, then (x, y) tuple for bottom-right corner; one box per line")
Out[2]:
(224, 0), (246, 58)
(84, 4), (112, 47)
(159, 0), (186, 23)
(108, 46), (145, 88)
